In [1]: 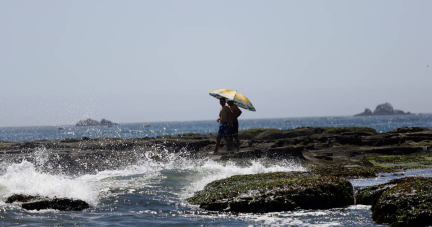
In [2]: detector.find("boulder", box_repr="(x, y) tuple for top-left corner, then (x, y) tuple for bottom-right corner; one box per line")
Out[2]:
(187, 172), (354, 213)
(21, 198), (90, 211)
(5, 194), (90, 211)
(356, 177), (432, 227)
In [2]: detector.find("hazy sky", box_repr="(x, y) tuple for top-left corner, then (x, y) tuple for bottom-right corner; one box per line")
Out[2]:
(1, 1), (431, 127)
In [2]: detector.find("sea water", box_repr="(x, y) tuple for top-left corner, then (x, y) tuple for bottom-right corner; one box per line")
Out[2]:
(1, 115), (432, 226)
(2, 114), (432, 142)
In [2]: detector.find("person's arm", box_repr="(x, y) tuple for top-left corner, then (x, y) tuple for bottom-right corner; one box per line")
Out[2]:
(217, 107), (222, 122)
(237, 106), (242, 117)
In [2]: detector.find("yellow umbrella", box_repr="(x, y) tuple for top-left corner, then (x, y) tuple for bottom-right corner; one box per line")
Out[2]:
(209, 89), (256, 112)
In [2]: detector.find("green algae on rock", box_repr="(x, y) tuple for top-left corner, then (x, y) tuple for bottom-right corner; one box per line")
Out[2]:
(367, 153), (432, 169)
(187, 172), (354, 213)
(356, 177), (432, 227)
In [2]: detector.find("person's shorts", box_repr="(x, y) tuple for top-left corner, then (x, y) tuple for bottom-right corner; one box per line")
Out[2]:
(218, 122), (231, 138)
(230, 120), (239, 136)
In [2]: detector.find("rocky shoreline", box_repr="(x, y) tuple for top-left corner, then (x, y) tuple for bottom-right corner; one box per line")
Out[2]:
(1, 126), (432, 225)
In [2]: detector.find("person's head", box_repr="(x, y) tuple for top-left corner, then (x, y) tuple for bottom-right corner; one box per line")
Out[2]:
(219, 98), (226, 106)
(227, 100), (234, 106)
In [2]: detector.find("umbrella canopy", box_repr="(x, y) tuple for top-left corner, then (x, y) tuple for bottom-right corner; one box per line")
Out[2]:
(209, 89), (256, 112)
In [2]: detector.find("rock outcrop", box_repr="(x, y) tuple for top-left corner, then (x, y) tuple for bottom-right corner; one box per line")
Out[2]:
(187, 172), (354, 213)
(355, 102), (411, 116)
(356, 177), (432, 227)
(76, 118), (118, 126)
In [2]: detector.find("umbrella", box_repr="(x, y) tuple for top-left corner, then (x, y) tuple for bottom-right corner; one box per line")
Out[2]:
(209, 89), (256, 112)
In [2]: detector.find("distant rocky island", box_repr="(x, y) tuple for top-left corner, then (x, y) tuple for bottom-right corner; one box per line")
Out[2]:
(76, 119), (118, 127)
(354, 102), (411, 116)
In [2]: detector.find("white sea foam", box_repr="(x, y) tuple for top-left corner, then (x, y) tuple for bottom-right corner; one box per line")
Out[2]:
(0, 161), (99, 206)
(0, 148), (308, 211)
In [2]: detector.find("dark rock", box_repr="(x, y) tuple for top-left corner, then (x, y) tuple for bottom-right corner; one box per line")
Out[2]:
(335, 135), (362, 146)
(356, 182), (399, 206)
(265, 146), (305, 159)
(221, 149), (264, 160)
(5, 194), (90, 211)
(388, 127), (429, 134)
(187, 172), (354, 213)
(6, 194), (43, 203)
(22, 198), (90, 211)
(356, 177), (432, 227)
(364, 146), (423, 155)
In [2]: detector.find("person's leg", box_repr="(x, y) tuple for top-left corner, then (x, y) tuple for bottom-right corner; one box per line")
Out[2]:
(214, 136), (221, 153)
(234, 135), (240, 151)
(231, 120), (239, 151)
(226, 137), (233, 152)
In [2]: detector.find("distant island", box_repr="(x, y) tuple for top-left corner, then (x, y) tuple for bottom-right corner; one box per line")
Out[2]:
(76, 118), (118, 127)
(354, 102), (411, 117)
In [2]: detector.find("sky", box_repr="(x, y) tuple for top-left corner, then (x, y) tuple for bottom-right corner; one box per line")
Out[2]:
(1, 0), (432, 127)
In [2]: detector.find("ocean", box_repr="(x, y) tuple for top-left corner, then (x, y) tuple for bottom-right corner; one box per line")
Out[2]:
(1, 115), (432, 226)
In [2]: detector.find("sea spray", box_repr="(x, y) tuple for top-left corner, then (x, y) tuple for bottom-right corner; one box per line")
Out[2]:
(0, 161), (99, 206)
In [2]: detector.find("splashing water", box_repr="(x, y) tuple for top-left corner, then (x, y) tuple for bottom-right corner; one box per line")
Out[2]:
(0, 161), (99, 206)
(1, 146), (423, 226)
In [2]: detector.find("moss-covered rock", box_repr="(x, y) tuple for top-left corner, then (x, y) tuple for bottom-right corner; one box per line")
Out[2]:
(187, 172), (354, 213)
(367, 153), (432, 169)
(320, 127), (377, 134)
(356, 177), (432, 227)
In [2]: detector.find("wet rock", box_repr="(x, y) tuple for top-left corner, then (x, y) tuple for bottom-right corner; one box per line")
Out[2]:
(187, 172), (354, 213)
(364, 146), (423, 155)
(22, 198), (90, 211)
(5, 194), (90, 211)
(388, 127), (429, 134)
(6, 194), (43, 203)
(220, 149), (264, 160)
(356, 177), (432, 227)
(265, 146), (305, 159)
